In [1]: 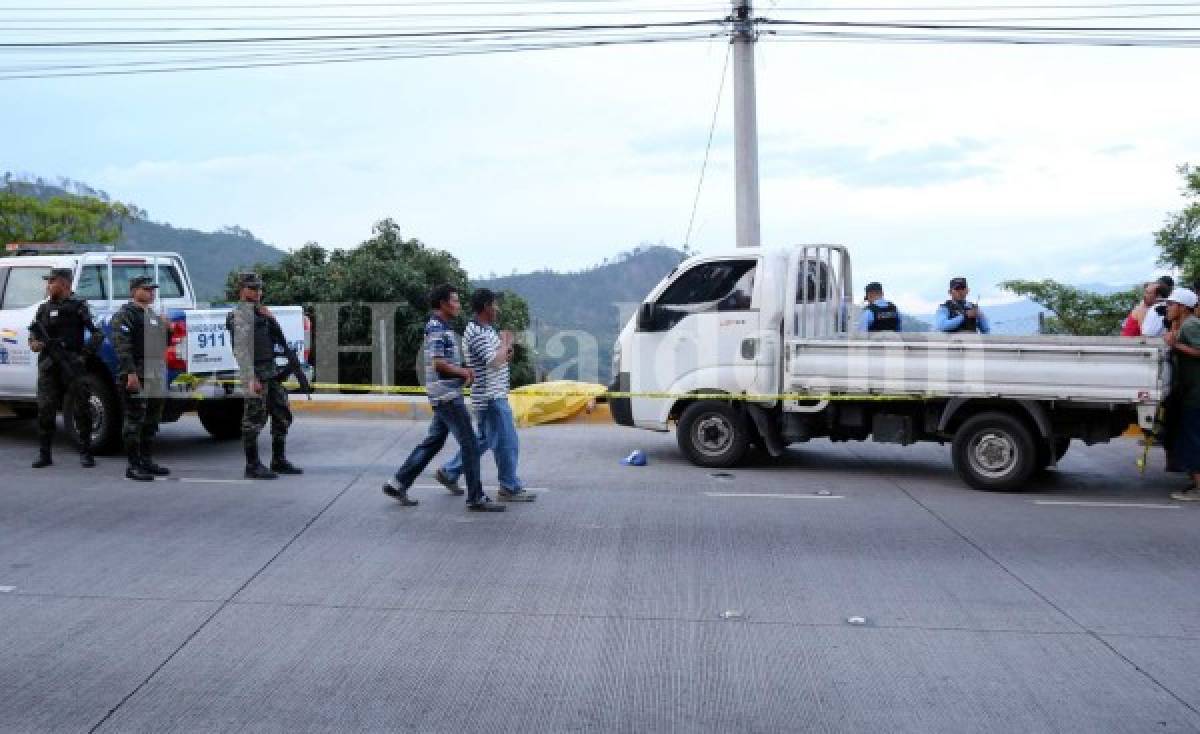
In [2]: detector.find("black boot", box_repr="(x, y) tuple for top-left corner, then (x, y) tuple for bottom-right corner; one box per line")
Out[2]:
(125, 448), (154, 482)
(244, 444), (277, 480)
(270, 437), (303, 475)
(139, 446), (169, 476)
(32, 443), (52, 469)
(79, 440), (95, 468)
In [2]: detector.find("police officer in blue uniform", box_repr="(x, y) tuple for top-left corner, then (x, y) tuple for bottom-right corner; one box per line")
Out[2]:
(936, 277), (991, 334)
(859, 282), (901, 332)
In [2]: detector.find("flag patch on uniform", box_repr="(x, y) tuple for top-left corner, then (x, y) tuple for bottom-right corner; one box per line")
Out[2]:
(120, 325), (131, 332)
(0, 328), (17, 345)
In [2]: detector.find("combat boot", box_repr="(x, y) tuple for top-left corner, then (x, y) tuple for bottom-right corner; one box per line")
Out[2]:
(125, 448), (154, 482)
(79, 438), (95, 468)
(244, 445), (278, 480)
(270, 438), (303, 475)
(32, 447), (53, 469)
(139, 447), (170, 477)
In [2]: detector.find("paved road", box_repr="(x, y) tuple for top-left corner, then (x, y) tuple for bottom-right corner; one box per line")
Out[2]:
(1, 414), (1198, 733)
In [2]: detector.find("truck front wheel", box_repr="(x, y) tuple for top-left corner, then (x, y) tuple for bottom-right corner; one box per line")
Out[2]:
(952, 411), (1037, 491)
(677, 401), (750, 468)
(63, 373), (123, 454)
(198, 399), (244, 440)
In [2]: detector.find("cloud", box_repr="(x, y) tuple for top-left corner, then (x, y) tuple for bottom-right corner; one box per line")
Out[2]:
(762, 138), (993, 187)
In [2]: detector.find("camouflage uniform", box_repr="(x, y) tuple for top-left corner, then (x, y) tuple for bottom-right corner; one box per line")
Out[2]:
(227, 273), (299, 477)
(29, 268), (103, 467)
(110, 284), (169, 477)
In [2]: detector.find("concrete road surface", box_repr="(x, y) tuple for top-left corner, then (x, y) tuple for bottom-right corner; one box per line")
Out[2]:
(1, 414), (1197, 733)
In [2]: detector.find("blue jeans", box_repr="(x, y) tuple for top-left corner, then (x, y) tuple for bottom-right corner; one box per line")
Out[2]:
(442, 397), (523, 492)
(393, 397), (484, 504)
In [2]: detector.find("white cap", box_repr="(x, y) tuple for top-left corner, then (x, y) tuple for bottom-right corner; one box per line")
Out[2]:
(1167, 288), (1198, 309)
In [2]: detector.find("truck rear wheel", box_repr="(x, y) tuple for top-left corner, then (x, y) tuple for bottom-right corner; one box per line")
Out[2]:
(63, 373), (123, 454)
(952, 411), (1037, 491)
(677, 401), (750, 468)
(198, 399), (244, 440)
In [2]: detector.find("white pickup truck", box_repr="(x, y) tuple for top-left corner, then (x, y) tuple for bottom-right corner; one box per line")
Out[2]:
(609, 245), (1167, 490)
(0, 245), (309, 452)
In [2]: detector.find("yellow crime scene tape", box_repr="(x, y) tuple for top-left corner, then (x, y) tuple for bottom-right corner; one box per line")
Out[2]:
(177, 375), (936, 402)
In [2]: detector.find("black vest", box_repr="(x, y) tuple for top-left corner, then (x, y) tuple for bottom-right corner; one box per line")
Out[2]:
(943, 299), (980, 333)
(228, 305), (276, 366)
(866, 302), (900, 332)
(33, 296), (89, 355)
(114, 302), (167, 366)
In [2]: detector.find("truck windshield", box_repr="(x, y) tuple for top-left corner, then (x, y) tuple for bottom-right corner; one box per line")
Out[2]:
(112, 263), (184, 299)
(658, 260), (756, 311)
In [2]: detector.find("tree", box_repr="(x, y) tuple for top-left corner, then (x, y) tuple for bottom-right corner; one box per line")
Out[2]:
(0, 188), (134, 249)
(231, 219), (533, 387)
(1155, 163), (1200, 285)
(1000, 279), (1139, 336)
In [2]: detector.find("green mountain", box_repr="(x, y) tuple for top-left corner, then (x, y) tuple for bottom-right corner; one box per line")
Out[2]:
(2, 176), (284, 301)
(476, 245), (687, 384)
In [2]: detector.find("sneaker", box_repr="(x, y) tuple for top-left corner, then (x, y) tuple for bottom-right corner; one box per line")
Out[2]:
(467, 496), (506, 512)
(1169, 487), (1200, 502)
(383, 480), (418, 507)
(434, 468), (464, 495)
(498, 487), (536, 502)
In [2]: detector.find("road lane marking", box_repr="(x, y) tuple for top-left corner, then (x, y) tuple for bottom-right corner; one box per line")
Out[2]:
(1033, 500), (1180, 509)
(704, 492), (845, 499)
(0, 586), (15, 593)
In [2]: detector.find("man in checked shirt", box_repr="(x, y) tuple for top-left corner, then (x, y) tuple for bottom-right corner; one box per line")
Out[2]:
(435, 288), (535, 502)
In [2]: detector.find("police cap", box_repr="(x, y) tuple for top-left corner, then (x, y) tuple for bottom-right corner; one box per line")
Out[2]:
(129, 275), (159, 291)
(42, 267), (74, 282)
(949, 277), (968, 290)
(237, 272), (263, 289)
(864, 281), (883, 294)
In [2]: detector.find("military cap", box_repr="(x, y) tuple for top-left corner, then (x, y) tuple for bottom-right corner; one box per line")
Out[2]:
(864, 281), (883, 294)
(42, 267), (74, 282)
(236, 272), (264, 289)
(129, 275), (159, 290)
(949, 277), (969, 289)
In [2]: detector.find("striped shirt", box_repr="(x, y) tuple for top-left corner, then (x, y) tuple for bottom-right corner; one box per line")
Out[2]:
(422, 314), (463, 404)
(463, 319), (509, 407)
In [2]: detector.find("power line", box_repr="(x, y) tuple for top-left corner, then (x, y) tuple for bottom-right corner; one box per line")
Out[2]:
(762, 18), (1200, 31)
(0, 32), (721, 80)
(684, 41), (731, 249)
(0, 18), (726, 48)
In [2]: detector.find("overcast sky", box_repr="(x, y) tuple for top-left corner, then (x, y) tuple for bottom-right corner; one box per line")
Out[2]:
(2, 0), (1195, 314)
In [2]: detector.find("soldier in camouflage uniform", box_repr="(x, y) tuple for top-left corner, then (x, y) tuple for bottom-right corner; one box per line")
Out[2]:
(226, 272), (302, 480)
(28, 267), (104, 469)
(111, 275), (170, 482)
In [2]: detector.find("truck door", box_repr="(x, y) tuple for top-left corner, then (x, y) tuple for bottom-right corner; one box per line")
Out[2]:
(0, 265), (52, 393)
(628, 257), (762, 427)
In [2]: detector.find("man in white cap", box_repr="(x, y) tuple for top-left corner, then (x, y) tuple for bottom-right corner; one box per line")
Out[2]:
(1164, 287), (1200, 501)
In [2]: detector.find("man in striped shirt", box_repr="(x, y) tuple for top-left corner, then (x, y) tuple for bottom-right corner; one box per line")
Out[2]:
(383, 284), (504, 512)
(437, 288), (534, 502)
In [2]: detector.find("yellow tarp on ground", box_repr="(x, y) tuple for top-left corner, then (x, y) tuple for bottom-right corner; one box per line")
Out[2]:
(509, 380), (608, 428)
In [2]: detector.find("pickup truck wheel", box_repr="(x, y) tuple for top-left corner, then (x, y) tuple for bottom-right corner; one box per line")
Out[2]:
(63, 373), (122, 454)
(677, 401), (749, 468)
(198, 399), (244, 440)
(952, 412), (1037, 491)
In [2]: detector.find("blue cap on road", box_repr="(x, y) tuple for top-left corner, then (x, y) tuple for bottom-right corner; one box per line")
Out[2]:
(621, 450), (647, 466)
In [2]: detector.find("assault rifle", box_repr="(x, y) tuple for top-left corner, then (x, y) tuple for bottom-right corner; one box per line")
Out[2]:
(267, 316), (313, 399)
(29, 318), (82, 383)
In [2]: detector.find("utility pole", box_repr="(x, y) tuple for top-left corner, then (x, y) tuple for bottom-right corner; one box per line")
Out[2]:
(731, 0), (761, 248)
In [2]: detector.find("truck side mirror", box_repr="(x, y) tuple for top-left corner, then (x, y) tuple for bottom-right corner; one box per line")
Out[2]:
(637, 302), (658, 331)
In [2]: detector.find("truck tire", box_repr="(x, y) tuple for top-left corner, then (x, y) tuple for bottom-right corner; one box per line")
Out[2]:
(952, 411), (1037, 491)
(198, 399), (244, 440)
(677, 401), (750, 468)
(63, 373), (123, 455)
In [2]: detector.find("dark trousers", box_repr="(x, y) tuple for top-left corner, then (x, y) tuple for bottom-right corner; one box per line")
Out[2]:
(121, 373), (164, 456)
(36, 359), (91, 451)
(394, 397), (483, 503)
